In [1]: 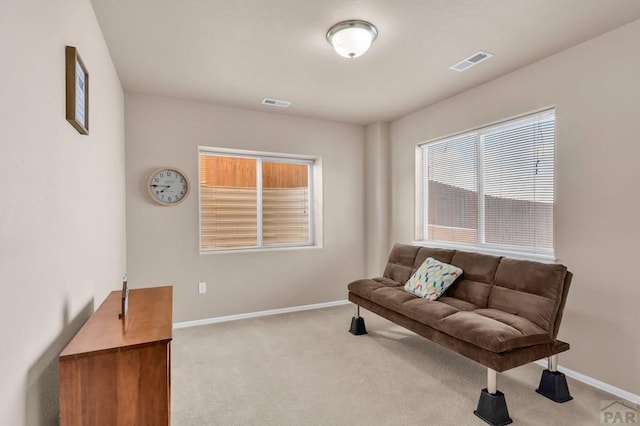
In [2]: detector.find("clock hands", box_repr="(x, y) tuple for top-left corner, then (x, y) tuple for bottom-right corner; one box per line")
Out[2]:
(151, 184), (172, 193)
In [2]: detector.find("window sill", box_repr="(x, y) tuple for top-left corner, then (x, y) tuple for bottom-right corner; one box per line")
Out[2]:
(200, 244), (323, 255)
(411, 240), (556, 263)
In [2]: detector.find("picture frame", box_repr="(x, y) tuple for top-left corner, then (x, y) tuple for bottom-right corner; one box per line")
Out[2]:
(65, 46), (89, 135)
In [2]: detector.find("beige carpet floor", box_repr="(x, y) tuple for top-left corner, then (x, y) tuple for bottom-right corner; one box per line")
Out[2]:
(171, 304), (620, 425)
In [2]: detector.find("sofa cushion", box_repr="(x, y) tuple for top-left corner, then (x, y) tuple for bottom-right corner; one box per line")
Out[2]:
(370, 287), (417, 312)
(382, 244), (420, 284)
(400, 298), (467, 329)
(445, 251), (501, 308)
(372, 277), (403, 287)
(437, 309), (551, 353)
(443, 279), (492, 309)
(348, 276), (405, 299)
(348, 278), (395, 300)
(450, 251), (501, 283)
(435, 296), (479, 312)
(404, 257), (463, 299)
(413, 247), (455, 269)
(488, 258), (567, 333)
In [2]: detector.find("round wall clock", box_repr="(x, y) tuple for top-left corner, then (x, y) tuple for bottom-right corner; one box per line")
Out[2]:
(147, 167), (190, 205)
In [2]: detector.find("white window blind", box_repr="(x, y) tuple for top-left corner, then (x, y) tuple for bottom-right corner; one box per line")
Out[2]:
(199, 151), (313, 251)
(426, 133), (478, 244)
(421, 109), (555, 257)
(262, 161), (311, 245)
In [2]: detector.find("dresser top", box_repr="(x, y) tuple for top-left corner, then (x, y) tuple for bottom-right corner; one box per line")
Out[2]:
(60, 286), (173, 360)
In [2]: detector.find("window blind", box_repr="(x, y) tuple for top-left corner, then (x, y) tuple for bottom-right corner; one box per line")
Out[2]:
(199, 153), (312, 250)
(200, 186), (258, 248)
(421, 109), (555, 256)
(482, 113), (554, 251)
(426, 134), (478, 244)
(200, 156), (258, 249)
(262, 187), (309, 244)
(262, 161), (310, 245)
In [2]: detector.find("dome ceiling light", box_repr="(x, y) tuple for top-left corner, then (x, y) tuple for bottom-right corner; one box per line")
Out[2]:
(326, 20), (378, 59)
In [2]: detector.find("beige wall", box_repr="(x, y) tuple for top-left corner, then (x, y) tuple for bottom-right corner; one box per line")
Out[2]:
(389, 20), (640, 394)
(0, 0), (126, 424)
(364, 122), (391, 276)
(125, 94), (365, 323)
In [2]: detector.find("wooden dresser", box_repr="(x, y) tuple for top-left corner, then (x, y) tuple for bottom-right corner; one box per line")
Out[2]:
(59, 286), (173, 425)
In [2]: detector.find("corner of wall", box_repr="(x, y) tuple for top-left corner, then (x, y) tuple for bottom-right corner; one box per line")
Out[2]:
(364, 122), (391, 276)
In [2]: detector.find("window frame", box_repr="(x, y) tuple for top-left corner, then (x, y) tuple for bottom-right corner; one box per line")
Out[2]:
(198, 146), (320, 254)
(415, 109), (556, 262)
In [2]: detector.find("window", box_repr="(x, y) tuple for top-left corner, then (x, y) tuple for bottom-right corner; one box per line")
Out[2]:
(419, 109), (555, 258)
(199, 148), (316, 252)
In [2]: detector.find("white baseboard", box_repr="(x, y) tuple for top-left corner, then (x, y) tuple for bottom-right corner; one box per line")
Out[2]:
(534, 360), (640, 404)
(173, 299), (350, 330)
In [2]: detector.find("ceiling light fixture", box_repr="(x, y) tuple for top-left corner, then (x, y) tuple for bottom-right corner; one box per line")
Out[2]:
(326, 20), (378, 59)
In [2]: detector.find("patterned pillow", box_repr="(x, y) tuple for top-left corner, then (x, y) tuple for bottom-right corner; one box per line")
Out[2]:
(404, 257), (463, 300)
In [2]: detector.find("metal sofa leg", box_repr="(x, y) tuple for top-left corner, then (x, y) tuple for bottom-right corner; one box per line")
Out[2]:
(348, 304), (367, 335)
(474, 368), (513, 426)
(536, 355), (573, 403)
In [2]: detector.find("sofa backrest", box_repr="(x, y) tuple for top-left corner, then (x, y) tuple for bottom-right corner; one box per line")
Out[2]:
(488, 258), (571, 338)
(382, 244), (455, 284)
(381, 244), (572, 339)
(446, 251), (501, 308)
(382, 244), (420, 284)
(414, 246), (455, 266)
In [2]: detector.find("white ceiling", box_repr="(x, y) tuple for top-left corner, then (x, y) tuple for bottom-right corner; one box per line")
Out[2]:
(90, 0), (640, 125)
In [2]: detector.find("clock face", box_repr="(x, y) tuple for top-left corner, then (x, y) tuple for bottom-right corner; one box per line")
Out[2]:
(147, 168), (189, 205)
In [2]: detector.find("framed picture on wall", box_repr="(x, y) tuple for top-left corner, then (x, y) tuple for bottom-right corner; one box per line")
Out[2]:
(65, 46), (89, 135)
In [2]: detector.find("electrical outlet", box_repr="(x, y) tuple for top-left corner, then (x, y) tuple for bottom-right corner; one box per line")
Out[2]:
(198, 282), (206, 294)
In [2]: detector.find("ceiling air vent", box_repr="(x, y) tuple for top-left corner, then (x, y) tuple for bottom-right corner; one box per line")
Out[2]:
(449, 50), (493, 72)
(261, 98), (291, 108)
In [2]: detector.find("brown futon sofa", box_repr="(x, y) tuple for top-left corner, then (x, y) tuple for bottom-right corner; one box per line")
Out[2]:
(347, 244), (573, 426)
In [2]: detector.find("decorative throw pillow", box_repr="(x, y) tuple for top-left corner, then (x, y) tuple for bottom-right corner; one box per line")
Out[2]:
(404, 257), (463, 300)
